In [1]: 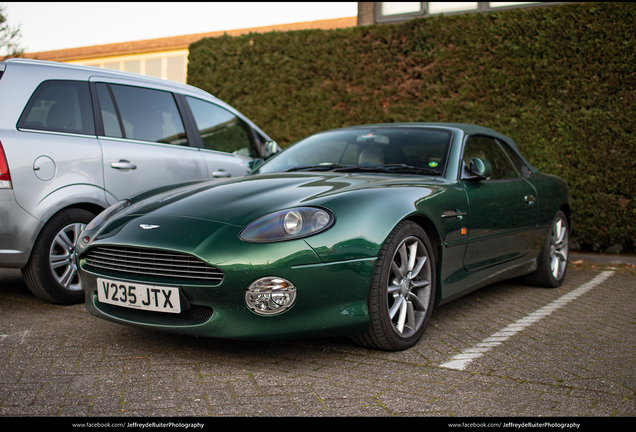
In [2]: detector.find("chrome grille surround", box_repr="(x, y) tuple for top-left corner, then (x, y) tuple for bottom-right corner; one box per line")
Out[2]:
(85, 246), (223, 283)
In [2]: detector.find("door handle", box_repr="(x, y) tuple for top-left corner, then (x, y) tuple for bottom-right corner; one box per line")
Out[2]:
(212, 170), (231, 178)
(525, 195), (536, 205)
(111, 160), (137, 170)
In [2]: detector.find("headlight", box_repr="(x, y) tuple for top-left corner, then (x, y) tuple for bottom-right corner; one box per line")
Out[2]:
(240, 207), (334, 243)
(85, 199), (131, 231)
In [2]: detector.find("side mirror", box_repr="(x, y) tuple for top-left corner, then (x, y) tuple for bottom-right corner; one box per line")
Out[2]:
(263, 141), (281, 159)
(248, 158), (265, 173)
(463, 158), (492, 181)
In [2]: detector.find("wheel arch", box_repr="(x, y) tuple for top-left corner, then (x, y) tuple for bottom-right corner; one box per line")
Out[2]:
(403, 214), (443, 299)
(559, 203), (572, 233)
(22, 205), (101, 304)
(25, 199), (106, 265)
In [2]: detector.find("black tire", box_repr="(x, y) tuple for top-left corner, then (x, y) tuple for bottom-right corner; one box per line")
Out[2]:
(22, 208), (95, 305)
(352, 221), (436, 351)
(521, 210), (569, 288)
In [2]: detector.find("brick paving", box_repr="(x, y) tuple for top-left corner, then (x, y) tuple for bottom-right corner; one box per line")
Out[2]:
(0, 265), (634, 419)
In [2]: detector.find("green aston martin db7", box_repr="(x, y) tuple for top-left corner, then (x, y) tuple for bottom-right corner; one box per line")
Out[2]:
(77, 123), (571, 351)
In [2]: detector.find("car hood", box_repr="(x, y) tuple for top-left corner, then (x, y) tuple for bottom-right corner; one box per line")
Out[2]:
(124, 172), (442, 227)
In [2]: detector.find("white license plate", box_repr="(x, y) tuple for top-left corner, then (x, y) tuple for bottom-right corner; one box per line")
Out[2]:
(97, 278), (181, 314)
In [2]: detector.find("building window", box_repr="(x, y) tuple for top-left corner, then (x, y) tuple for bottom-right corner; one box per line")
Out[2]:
(145, 58), (162, 78)
(166, 56), (185, 83)
(104, 61), (120, 70)
(123, 60), (141, 74)
(489, 2), (541, 8)
(428, 2), (478, 15)
(69, 51), (189, 83)
(381, 2), (422, 16)
(376, 2), (546, 22)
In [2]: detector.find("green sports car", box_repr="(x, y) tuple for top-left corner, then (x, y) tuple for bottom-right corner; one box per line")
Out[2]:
(77, 123), (571, 351)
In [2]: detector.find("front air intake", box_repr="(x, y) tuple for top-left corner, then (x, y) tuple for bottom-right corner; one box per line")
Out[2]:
(85, 245), (223, 283)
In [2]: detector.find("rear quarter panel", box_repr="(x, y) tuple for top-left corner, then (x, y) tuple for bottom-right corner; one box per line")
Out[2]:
(526, 172), (571, 227)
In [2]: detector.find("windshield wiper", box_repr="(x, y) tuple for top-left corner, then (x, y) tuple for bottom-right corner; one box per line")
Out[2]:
(331, 164), (440, 175)
(283, 163), (353, 172)
(283, 163), (440, 176)
(382, 164), (441, 175)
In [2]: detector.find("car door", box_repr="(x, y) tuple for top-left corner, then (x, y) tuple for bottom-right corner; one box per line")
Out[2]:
(460, 135), (538, 272)
(182, 95), (259, 178)
(92, 80), (208, 205)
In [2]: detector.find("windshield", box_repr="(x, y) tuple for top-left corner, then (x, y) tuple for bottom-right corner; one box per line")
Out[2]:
(257, 127), (453, 176)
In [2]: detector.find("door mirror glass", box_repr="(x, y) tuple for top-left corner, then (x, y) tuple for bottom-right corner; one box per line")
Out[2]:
(263, 140), (280, 158)
(470, 158), (491, 179)
(248, 158), (264, 172)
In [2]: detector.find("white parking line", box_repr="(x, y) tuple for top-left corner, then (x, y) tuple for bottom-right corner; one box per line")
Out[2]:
(439, 271), (615, 371)
(0, 330), (30, 344)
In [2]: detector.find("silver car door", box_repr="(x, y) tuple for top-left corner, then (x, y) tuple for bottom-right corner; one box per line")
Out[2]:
(93, 81), (208, 204)
(183, 95), (255, 178)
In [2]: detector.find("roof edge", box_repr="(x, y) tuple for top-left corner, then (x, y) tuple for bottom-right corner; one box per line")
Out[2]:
(23, 17), (357, 62)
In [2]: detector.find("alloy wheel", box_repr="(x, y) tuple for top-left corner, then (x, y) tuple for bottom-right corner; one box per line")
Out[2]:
(386, 235), (432, 338)
(549, 215), (569, 281)
(49, 222), (86, 292)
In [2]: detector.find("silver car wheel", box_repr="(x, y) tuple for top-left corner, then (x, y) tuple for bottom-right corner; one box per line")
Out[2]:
(49, 222), (85, 292)
(549, 215), (569, 281)
(386, 235), (432, 338)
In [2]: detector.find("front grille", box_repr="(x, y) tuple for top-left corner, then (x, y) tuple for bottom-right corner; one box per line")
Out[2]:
(85, 246), (223, 283)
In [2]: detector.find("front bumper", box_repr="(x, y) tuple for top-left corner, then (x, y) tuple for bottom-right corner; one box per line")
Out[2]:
(78, 214), (375, 340)
(81, 255), (375, 340)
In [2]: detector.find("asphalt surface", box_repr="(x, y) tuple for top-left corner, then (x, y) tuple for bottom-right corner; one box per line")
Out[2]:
(1, 255), (634, 422)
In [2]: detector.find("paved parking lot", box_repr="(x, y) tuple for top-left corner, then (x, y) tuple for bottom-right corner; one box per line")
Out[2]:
(1, 258), (634, 421)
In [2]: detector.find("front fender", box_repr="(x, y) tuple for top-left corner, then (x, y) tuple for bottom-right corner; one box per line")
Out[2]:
(304, 184), (460, 263)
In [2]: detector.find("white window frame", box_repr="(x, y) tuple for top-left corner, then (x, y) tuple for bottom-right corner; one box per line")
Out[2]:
(375, 2), (563, 23)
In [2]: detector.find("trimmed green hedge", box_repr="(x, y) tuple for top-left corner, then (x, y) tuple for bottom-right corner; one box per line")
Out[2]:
(188, 2), (636, 251)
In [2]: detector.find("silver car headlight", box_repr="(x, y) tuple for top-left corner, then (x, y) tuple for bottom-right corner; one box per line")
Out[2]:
(240, 207), (334, 243)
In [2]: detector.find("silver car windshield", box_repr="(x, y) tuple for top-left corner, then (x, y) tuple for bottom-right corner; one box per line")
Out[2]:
(257, 128), (453, 176)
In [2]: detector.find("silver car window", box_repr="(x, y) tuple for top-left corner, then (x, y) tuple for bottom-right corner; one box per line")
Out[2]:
(95, 83), (123, 138)
(17, 80), (95, 135)
(108, 84), (188, 146)
(186, 96), (252, 155)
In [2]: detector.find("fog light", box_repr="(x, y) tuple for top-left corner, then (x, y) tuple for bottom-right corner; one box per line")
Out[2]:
(245, 277), (297, 315)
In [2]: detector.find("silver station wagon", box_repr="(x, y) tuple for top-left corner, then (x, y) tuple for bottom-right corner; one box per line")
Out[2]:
(0, 59), (279, 305)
